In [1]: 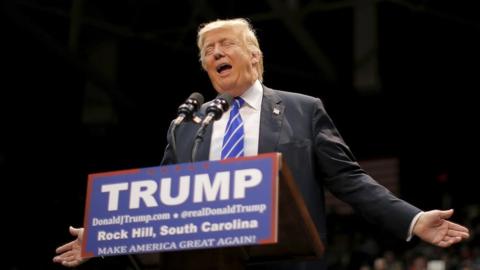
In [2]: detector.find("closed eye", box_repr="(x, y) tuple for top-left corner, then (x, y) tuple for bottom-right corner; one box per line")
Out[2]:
(204, 46), (214, 56)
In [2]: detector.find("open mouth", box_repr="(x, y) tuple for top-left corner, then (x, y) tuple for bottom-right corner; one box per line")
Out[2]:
(216, 63), (232, 74)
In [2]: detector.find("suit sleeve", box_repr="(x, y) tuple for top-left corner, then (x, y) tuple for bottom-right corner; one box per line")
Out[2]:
(311, 98), (421, 239)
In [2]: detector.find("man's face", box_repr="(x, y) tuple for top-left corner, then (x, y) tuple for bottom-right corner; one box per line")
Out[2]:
(202, 28), (259, 97)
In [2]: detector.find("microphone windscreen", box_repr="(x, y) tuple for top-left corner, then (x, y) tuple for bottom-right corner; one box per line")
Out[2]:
(189, 92), (204, 106)
(216, 93), (234, 107)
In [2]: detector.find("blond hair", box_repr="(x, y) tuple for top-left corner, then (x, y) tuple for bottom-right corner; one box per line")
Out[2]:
(197, 18), (264, 82)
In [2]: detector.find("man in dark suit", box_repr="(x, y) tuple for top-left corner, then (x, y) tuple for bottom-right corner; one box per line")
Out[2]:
(53, 18), (469, 269)
(162, 17), (470, 269)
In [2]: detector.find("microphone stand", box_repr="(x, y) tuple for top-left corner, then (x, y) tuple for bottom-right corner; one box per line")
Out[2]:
(169, 121), (179, 163)
(191, 121), (209, 162)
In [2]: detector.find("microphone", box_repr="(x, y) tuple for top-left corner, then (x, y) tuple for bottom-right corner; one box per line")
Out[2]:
(173, 92), (204, 126)
(170, 92), (204, 163)
(191, 93), (234, 162)
(200, 93), (234, 128)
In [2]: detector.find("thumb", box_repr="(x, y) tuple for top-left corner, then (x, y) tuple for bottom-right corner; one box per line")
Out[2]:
(69, 226), (82, 236)
(438, 209), (454, 219)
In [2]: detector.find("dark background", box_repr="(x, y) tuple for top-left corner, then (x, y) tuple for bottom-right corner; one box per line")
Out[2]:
(2, 0), (479, 269)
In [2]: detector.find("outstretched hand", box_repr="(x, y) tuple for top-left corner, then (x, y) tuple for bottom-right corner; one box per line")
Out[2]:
(53, 226), (88, 267)
(413, 209), (470, 247)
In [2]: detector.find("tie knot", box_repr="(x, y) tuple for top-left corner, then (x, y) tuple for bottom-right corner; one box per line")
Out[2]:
(234, 97), (245, 108)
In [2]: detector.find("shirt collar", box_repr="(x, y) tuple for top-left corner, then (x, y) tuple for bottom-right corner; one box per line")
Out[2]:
(239, 80), (263, 111)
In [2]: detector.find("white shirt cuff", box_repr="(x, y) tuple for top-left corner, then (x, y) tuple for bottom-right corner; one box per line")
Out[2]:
(407, 211), (424, 241)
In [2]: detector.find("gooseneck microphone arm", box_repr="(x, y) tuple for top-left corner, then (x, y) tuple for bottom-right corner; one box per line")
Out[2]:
(191, 128), (205, 163)
(191, 93), (234, 162)
(170, 122), (179, 163)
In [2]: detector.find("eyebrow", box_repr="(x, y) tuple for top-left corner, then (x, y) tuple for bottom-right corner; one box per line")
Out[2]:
(204, 38), (230, 49)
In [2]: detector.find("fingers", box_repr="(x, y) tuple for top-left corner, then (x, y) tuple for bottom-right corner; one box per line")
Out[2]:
(447, 223), (470, 240)
(53, 226), (86, 267)
(448, 221), (470, 233)
(54, 249), (76, 260)
(436, 240), (452, 248)
(62, 260), (81, 268)
(57, 226), (82, 253)
(53, 253), (71, 264)
(53, 249), (84, 267)
(437, 235), (463, 248)
(437, 209), (470, 239)
(60, 252), (86, 268)
(55, 241), (74, 254)
(447, 229), (470, 239)
(57, 257), (83, 268)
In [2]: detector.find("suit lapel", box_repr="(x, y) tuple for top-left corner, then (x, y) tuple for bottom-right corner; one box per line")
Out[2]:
(258, 86), (284, 154)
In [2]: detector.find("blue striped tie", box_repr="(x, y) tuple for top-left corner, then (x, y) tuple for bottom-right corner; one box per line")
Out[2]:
(221, 97), (245, 159)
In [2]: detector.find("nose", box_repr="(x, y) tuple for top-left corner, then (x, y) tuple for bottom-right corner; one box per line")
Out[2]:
(213, 44), (224, 60)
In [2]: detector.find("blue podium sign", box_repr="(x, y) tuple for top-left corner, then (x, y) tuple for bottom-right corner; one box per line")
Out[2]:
(81, 153), (280, 258)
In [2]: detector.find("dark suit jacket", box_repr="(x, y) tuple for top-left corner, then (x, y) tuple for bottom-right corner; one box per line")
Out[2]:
(161, 85), (421, 269)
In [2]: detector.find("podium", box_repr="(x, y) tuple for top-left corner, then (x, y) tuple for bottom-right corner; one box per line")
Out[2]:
(129, 156), (324, 269)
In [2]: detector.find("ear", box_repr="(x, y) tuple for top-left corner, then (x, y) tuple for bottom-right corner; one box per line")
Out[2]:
(251, 52), (260, 64)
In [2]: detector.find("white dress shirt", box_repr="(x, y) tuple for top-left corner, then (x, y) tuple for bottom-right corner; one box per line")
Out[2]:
(209, 80), (263, 161)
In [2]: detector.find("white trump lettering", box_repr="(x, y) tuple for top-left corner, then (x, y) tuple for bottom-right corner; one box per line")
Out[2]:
(193, 172), (230, 203)
(101, 183), (129, 211)
(234, 169), (262, 199)
(129, 180), (158, 209)
(160, 176), (190, 205)
(101, 168), (263, 211)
